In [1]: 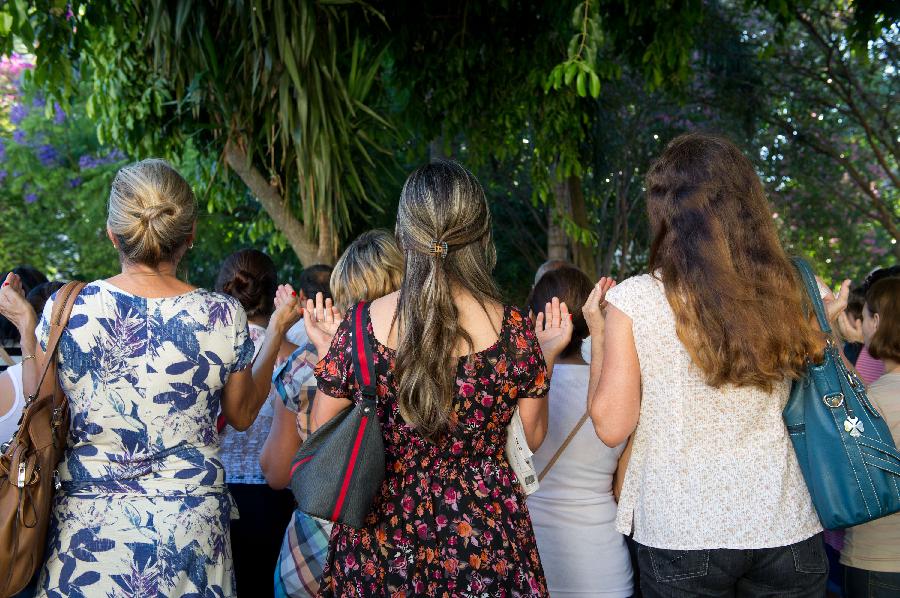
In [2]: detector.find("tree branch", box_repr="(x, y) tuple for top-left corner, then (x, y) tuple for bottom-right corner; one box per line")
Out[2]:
(223, 138), (335, 266)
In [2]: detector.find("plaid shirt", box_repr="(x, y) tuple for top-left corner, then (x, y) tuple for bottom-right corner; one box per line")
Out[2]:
(272, 343), (318, 440)
(274, 511), (333, 598)
(272, 344), (329, 597)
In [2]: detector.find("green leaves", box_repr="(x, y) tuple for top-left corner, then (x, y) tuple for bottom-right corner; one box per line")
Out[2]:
(545, 1), (605, 99)
(5, 0), (392, 264)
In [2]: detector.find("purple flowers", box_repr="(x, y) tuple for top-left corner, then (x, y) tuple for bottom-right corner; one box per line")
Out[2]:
(12, 130), (26, 144)
(9, 104), (28, 125)
(37, 144), (59, 167)
(53, 103), (66, 125)
(78, 149), (125, 170)
(69, 176), (83, 188)
(24, 192), (38, 204)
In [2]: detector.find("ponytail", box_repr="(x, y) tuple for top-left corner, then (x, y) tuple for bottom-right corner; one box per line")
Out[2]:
(393, 161), (500, 441)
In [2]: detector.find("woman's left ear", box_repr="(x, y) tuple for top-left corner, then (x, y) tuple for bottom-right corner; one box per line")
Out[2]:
(873, 312), (880, 333)
(106, 227), (119, 250)
(187, 222), (197, 250)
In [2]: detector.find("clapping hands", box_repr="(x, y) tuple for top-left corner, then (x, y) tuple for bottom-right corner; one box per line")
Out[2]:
(0, 272), (36, 333)
(271, 284), (303, 334)
(582, 277), (616, 335)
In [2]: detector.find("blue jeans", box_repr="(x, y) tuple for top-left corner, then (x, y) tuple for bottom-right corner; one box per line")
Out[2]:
(844, 566), (900, 597)
(636, 533), (828, 597)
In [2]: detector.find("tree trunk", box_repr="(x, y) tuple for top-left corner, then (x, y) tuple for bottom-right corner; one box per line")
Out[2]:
(546, 210), (569, 263)
(567, 176), (597, 277)
(429, 136), (448, 161)
(224, 139), (337, 266)
(547, 174), (597, 276)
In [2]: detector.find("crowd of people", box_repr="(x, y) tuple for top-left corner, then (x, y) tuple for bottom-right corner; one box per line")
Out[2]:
(0, 133), (897, 598)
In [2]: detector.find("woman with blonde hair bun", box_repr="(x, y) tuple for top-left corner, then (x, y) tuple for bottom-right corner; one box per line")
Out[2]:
(0, 158), (301, 597)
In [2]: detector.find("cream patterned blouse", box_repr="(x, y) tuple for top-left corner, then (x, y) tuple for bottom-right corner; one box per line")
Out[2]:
(606, 274), (822, 550)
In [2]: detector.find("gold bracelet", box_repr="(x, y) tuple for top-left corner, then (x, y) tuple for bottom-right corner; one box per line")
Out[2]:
(21, 354), (35, 362)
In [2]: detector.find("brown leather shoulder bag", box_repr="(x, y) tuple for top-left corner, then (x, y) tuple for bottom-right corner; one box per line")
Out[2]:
(0, 281), (85, 597)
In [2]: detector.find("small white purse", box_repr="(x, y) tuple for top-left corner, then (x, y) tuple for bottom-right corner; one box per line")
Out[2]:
(505, 407), (540, 495)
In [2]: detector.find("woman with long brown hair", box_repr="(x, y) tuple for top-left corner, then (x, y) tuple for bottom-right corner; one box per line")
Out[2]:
(588, 133), (849, 596)
(306, 160), (553, 596)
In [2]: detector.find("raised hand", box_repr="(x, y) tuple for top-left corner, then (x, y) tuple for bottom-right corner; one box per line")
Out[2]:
(271, 284), (302, 335)
(821, 278), (851, 328)
(304, 292), (342, 358)
(837, 310), (864, 344)
(535, 296), (572, 365)
(582, 277), (616, 335)
(0, 272), (36, 333)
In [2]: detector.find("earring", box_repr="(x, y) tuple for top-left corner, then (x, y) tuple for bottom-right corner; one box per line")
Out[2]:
(189, 243), (194, 250)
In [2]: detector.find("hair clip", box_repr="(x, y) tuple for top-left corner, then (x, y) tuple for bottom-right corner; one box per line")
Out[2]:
(429, 241), (449, 259)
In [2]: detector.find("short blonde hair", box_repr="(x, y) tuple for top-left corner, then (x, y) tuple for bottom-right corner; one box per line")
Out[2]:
(331, 230), (404, 309)
(107, 159), (197, 266)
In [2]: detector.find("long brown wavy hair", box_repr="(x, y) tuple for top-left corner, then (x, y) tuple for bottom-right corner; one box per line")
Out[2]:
(394, 160), (501, 441)
(647, 133), (823, 391)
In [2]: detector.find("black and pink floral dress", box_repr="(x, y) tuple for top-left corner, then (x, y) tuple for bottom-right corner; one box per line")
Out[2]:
(314, 304), (550, 597)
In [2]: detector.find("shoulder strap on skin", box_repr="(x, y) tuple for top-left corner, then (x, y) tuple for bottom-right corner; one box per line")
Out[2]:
(0, 345), (13, 366)
(790, 257), (831, 334)
(538, 411), (590, 482)
(31, 281), (86, 402)
(350, 301), (377, 400)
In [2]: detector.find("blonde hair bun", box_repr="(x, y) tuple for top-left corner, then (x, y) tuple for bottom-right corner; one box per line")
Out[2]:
(108, 159), (197, 267)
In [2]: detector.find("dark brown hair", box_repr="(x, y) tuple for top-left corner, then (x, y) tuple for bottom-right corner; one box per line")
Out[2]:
(846, 286), (866, 322)
(527, 266), (593, 358)
(866, 277), (900, 363)
(215, 249), (278, 319)
(646, 133), (823, 391)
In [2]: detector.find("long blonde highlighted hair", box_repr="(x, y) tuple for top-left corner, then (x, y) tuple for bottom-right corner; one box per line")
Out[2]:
(394, 161), (500, 441)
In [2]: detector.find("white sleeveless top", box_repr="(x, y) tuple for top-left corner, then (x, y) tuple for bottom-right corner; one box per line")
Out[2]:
(606, 274), (821, 550)
(0, 363), (26, 444)
(528, 363), (633, 597)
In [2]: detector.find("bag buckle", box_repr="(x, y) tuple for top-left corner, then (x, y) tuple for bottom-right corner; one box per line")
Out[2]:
(846, 369), (863, 390)
(16, 462), (27, 488)
(823, 392), (844, 408)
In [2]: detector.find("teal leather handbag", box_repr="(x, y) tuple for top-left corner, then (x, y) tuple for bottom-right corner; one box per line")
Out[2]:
(783, 258), (900, 529)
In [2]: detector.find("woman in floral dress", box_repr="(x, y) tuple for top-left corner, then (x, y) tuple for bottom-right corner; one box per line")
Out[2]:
(0, 160), (300, 598)
(307, 161), (553, 597)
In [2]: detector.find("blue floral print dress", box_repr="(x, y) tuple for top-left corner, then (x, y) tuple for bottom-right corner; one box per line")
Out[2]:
(35, 280), (255, 598)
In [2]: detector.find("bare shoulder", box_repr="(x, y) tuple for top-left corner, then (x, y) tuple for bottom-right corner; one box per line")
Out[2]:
(369, 291), (400, 322)
(369, 291), (400, 346)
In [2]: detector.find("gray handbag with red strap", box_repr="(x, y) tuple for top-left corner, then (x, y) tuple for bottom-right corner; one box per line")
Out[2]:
(289, 302), (385, 528)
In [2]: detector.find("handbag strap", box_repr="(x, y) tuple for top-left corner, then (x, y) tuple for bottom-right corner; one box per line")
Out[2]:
(538, 411), (589, 482)
(791, 257), (831, 335)
(350, 302), (377, 400)
(31, 281), (86, 403)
